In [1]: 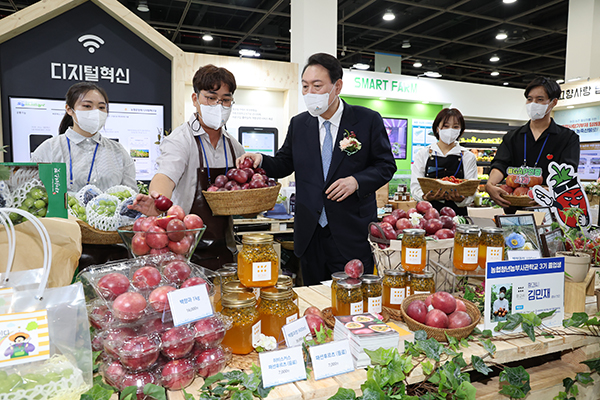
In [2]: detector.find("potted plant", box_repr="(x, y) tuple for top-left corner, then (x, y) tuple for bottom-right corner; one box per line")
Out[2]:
(555, 207), (594, 282)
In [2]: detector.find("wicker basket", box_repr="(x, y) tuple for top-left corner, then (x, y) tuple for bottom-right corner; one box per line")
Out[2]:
(418, 177), (480, 197)
(202, 183), (281, 216)
(500, 194), (536, 207)
(400, 293), (481, 342)
(76, 219), (122, 245)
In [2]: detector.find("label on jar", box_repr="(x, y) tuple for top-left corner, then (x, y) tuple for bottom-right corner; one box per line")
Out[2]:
(253, 287), (261, 300)
(368, 296), (382, 313)
(486, 247), (503, 262)
(350, 301), (363, 315)
(406, 286), (411, 297)
(286, 313), (298, 325)
(390, 288), (405, 304)
(252, 320), (262, 344)
(405, 248), (422, 264)
(252, 261), (272, 281)
(463, 247), (478, 264)
(414, 291), (430, 295)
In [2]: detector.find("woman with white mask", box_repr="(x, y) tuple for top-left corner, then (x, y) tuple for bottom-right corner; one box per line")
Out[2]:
(31, 82), (136, 192)
(131, 64), (245, 270)
(410, 108), (478, 216)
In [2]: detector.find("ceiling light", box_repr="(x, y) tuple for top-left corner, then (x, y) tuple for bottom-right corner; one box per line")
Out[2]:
(567, 76), (583, 82)
(137, 0), (149, 12)
(424, 71), (442, 78)
(413, 61), (422, 68)
(491, 71), (500, 76)
(353, 63), (370, 70)
(383, 10), (395, 21)
(490, 55), (500, 62)
(379, 97), (387, 100)
(556, 79), (565, 84)
(239, 49), (259, 57)
(503, 82), (509, 86)
(567, 106), (575, 109)
(503, 0), (517, 3)
(402, 40), (411, 49)
(202, 33), (213, 41)
(496, 31), (508, 40)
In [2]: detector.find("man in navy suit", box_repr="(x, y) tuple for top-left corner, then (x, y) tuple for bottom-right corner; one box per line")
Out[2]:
(238, 53), (396, 285)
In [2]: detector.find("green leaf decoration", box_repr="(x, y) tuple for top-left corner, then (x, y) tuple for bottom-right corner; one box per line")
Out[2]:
(478, 338), (497, 356)
(224, 371), (246, 385)
(367, 365), (389, 389)
(581, 357), (600, 373)
(460, 338), (470, 348)
(550, 164), (574, 187)
(419, 338), (444, 361)
(360, 378), (388, 400)
(522, 321), (536, 342)
(119, 386), (137, 400)
(80, 381), (114, 400)
(386, 351), (407, 385)
(414, 330), (427, 341)
(537, 310), (556, 320)
(499, 365), (531, 399)
(422, 360), (434, 376)
(563, 313), (589, 328)
(575, 372), (593, 386)
(521, 312), (542, 327)
(481, 329), (493, 338)
(541, 332), (555, 339)
(494, 322), (507, 332)
(202, 372), (225, 389)
(365, 347), (395, 366)
(242, 372), (261, 392)
(502, 313), (524, 331)
(231, 390), (253, 400)
(454, 381), (477, 400)
(471, 355), (493, 376)
(26, 321), (38, 331)
(182, 388), (196, 400)
(143, 384), (166, 400)
(328, 387), (357, 400)
(445, 333), (459, 352)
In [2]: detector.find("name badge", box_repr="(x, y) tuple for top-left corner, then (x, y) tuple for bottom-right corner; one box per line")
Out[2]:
(282, 316), (311, 347)
(309, 339), (354, 380)
(167, 284), (213, 326)
(259, 346), (306, 388)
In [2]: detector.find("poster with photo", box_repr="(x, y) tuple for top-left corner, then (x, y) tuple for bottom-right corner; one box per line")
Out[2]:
(411, 119), (434, 162)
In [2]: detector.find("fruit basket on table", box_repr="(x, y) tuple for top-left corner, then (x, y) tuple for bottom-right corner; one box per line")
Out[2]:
(418, 177), (480, 197)
(500, 193), (537, 207)
(202, 183), (281, 217)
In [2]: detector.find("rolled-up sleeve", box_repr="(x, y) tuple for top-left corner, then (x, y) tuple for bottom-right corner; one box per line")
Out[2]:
(489, 131), (514, 179)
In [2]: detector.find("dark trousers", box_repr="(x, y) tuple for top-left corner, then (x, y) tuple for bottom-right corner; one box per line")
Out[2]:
(300, 225), (375, 286)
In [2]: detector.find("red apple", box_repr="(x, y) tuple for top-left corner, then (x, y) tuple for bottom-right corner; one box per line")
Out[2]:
(232, 169), (248, 184)
(113, 292), (147, 323)
(505, 175), (519, 188)
(242, 168), (254, 180)
(303, 306), (323, 319)
(183, 214), (204, 230)
(226, 169), (237, 180)
(344, 259), (364, 279)
(392, 209), (408, 219)
(181, 276), (207, 288)
(214, 175), (228, 188)
(382, 214), (398, 227)
(156, 215), (178, 230)
(224, 180), (239, 191)
(448, 310), (472, 329)
(166, 219), (186, 242)
(407, 207), (418, 216)
(439, 207), (456, 218)
(161, 326), (196, 359)
(163, 261), (191, 284)
(416, 201), (433, 214)
(396, 218), (413, 231)
(97, 273), (130, 300)
(132, 266), (162, 290)
(140, 216), (158, 232)
(249, 180), (266, 189)
(194, 315), (226, 349)
(146, 226), (169, 249)
(103, 327), (136, 358)
(196, 347), (229, 378)
(431, 291), (457, 314)
(406, 300), (427, 324)
(425, 294), (434, 308)
(120, 335), (160, 371)
(120, 371), (157, 397)
(499, 184), (513, 194)
(140, 317), (174, 334)
(102, 360), (126, 389)
(370, 224), (383, 239)
(149, 285), (177, 311)
(154, 195), (173, 212)
(425, 219), (444, 235)
(207, 186), (219, 192)
(434, 228), (454, 239)
(161, 358), (195, 390)
(89, 305), (114, 330)
(455, 299), (467, 313)
(425, 309), (449, 328)
(527, 175), (543, 187)
(131, 233), (150, 256)
(424, 208), (440, 221)
(241, 183), (250, 190)
(254, 167), (266, 175)
(167, 205), (185, 220)
(440, 215), (455, 230)
(241, 157), (254, 169)
(306, 314), (325, 336)
(168, 235), (193, 255)
(150, 247), (171, 255)
(133, 217), (145, 232)
(513, 186), (529, 196)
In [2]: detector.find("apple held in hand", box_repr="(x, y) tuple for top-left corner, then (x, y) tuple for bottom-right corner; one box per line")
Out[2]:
(155, 195), (173, 212)
(240, 157), (254, 169)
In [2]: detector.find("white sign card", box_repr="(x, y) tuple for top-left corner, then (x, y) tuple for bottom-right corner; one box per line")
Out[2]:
(0, 310), (49, 368)
(259, 346), (306, 388)
(282, 316), (311, 348)
(167, 284), (213, 326)
(484, 257), (564, 335)
(309, 340), (354, 380)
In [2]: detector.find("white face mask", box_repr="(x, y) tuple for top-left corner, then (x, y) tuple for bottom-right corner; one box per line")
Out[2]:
(499, 293), (505, 299)
(199, 103), (231, 130)
(303, 85), (336, 117)
(74, 109), (107, 134)
(526, 102), (550, 120)
(438, 128), (461, 144)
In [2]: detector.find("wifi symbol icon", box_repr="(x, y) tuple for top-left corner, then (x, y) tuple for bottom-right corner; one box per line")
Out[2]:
(78, 34), (105, 53)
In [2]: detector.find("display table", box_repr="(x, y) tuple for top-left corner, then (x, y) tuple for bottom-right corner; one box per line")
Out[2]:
(233, 215), (294, 236)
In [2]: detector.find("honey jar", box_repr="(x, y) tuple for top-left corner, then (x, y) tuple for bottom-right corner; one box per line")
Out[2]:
(479, 227), (504, 269)
(238, 234), (279, 287)
(409, 271), (435, 294)
(382, 269), (408, 309)
(275, 275), (299, 307)
(331, 272), (348, 316)
(454, 227), (480, 271)
(220, 292), (260, 355)
(214, 267), (238, 306)
(361, 274), (383, 314)
(258, 287), (299, 339)
(336, 278), (363, 316)
(214, 280), (253, 312)
(401, 229), (427, 272)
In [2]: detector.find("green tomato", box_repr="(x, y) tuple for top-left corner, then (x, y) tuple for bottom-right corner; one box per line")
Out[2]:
(60, 369), (73, 378)
(36, 209), (47, 217)
(45, 372), (61, 382)
(34, 200), (46, 209)
(29, 187), (45, 200)
(9, 213), (21, 223)
(23, 198), (35, 208)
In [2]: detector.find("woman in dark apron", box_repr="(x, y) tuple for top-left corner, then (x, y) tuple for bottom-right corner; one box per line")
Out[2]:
(423, 148), (469, 216)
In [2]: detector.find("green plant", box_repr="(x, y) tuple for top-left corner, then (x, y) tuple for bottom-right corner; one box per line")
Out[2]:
(182, 365), (272, 400)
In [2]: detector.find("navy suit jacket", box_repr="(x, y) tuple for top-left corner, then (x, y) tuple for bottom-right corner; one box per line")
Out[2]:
(262, 100), (396, 259)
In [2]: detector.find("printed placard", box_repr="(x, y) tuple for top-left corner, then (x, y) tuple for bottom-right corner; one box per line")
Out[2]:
(167, 284), (213, 326)
(390, 288), (405, 304)
(0, 287), (14, 314)
(309, 339), (354, 380)
(282, 316), (311, 347)
(0, 310), (49, 368)
(259, 346), (306, 388)
(507, 250), (542, 260)
(253, 262), (271, 281)
(463, 247), (478, 264)
(367, 296), (382, 313)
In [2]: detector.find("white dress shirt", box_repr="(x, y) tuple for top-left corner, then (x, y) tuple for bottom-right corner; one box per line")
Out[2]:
(31, 127), (136, 192)
(155, 114), (245, 214)
(317, 99), (344, 152)
(410, 141), (478, 208)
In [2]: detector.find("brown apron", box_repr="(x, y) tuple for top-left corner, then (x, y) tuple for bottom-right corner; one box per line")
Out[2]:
(189, 134), (237, 270)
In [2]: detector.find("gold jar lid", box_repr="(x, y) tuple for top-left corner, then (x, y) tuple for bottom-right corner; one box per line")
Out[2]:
(222, 280), (252, 294)
(361, 274), (382, 284)
(465, 227), (481, 234)
(481, 227), (503, 234)
(384, 269), (406, 276)
(221, 263), (238, 271)
(403, 228), (425, 236)
(331, 272), (348, 281)
(275, 275), (293, 290)
(409, 271), (434, 279)
(222, 292), (256, 308)
(216, 268), (237, 278)
(242, 233), (274, 244)
(260, 286), (292, 300)
(455, 225), (470, 233)
(337, 278), (362, 289)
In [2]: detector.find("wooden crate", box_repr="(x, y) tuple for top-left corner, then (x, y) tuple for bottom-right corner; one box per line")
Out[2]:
(565, 268), (596, 314)
(376, 183), (389, 208)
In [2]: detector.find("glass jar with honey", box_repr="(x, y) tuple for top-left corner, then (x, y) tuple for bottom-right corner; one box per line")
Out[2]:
(258, 287), (299, 339)
(215, 280), (253, 312)
(336, 278), (363, 316)
(361, 274), (383, 314)
(479, 227), (504, 269)
(409, 271), (435, 294)
(401, 229), (427, 272)
(220, 292), (260, 355)
(238, 234), (279, 287)
(454, 227), (480, 271)
(214, 267), (239, 306)
(382, 269), (408, 310)
(331, 272), (348, 316)
(275, 275), (298, 307)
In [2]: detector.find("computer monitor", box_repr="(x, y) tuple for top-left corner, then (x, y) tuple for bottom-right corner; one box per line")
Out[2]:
(579, 142), (600, 181)
(383, 117), (408, 159)
(238, 126), (278, 156)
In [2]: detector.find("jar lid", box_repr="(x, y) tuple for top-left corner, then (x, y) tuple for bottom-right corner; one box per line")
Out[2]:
(465, 227), (481, 234)
(222, 280), (252, 294)
(384, 268), (406, 276)
(337, 278), (362, 289)
(409, 271), (434, 279)
(242, 233), (274, 244)
(331, 271), (348, 281)
(260, 286), (292, 300)
(221, 263), (238, 271)
(361, 274), (382, 284)
(481, 227), (503, 234)
(221, 292), (256, 308)
(403, 228), (425, 236)
(275, 275), (293, 289)
(216, 268), (237, 277)
(455, 225), (470, 233)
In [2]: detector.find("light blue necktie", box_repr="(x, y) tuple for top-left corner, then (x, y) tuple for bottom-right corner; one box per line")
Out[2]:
(319, 121), (332, 227)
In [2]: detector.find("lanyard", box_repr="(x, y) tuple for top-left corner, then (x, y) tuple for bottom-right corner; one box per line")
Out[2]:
(524, 133), (550, 167)
(434, 152), (463, 179)
(197, 134), (228, 184)
(67, 137), (99, 187)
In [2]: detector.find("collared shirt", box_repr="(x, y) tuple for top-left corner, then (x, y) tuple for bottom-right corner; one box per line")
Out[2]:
(410, 142), (478, 207)
(317, 99), (344, 152)
(30, 127), (136, 192)
(490, 118), (580, 181)
(156, 114), (245, 214)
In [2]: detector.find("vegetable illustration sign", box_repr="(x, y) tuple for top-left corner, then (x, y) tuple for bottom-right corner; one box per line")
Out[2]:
(531, 162), (591, 229)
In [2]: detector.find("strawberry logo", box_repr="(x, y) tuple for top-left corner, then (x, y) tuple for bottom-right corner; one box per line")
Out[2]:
(547, 154), (553, 160)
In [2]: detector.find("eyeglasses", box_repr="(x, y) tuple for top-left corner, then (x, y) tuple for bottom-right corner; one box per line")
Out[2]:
(199, 92), (235, 108)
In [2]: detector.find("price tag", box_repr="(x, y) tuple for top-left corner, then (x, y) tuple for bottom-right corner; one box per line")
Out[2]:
(167, 284), (213, 326)
(282, 316), (311, 347)
(309, 339), (354, 380)
(259, 346), (306, 388)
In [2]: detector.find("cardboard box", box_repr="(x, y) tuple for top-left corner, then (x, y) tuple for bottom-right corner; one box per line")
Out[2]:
(391, 200), (416, 211)
(376, 183), (389, 208)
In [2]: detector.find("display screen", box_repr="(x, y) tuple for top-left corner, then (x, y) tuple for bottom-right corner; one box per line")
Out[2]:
(578, 142), (600, 181)
(383, 118), (408, 159)
(9, 97), (164, 181)
(238, 126), (278, 156)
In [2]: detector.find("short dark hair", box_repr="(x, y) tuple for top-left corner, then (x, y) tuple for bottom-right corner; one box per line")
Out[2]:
(193, 64), (237, 94)
(302, 53), (343, 84)
(524, 77), (561, 100)
(59, 82), (109, 135)
(500, 286), (507, 292)
(432, 108), (466, 140)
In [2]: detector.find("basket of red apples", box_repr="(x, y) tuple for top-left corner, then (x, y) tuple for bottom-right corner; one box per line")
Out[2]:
(202, 157), (281, 216)
(400, 291), (480, 342)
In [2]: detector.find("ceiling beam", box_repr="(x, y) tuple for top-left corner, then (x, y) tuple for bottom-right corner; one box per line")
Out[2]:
(171, 0), (193, 41)
(170, 0), (289, 17)
(231, 0), (285, 50)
